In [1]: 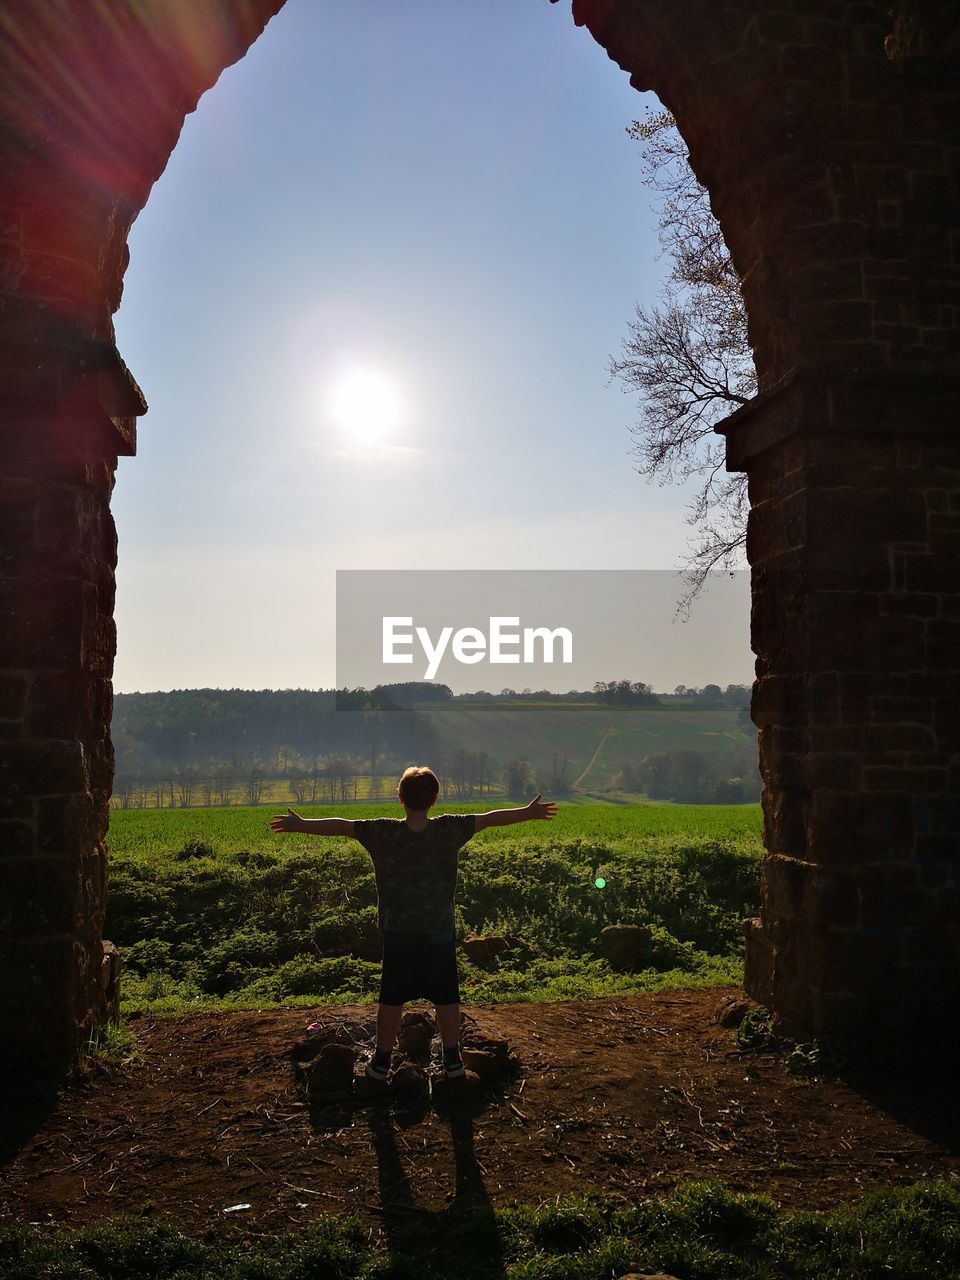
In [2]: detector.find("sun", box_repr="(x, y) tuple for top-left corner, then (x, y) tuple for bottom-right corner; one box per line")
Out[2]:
(328, 366), (404, 442)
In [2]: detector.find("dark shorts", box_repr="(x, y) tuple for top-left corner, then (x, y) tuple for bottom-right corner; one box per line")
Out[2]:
(379, 929), (460, 1007)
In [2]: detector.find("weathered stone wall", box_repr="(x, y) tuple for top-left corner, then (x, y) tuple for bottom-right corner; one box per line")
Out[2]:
(724, 373), (960, 1040)
(571, 0), (960, 1041)
(0, 0), (957, 1071)
(0, 0), (284, 1077)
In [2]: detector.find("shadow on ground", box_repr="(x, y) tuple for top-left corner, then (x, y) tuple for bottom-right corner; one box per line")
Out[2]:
(0, 1073), (60, 1167)
(841, 1051), (960, 1157)
(366, 1100), (507, 1279)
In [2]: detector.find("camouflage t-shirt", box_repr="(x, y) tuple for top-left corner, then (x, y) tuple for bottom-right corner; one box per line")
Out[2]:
(352, 815), (476, 933)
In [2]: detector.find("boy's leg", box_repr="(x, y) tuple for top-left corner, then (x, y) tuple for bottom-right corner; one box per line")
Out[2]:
(376, 1002), (404, 1052)
(435, 1003), (464, 1076)
(434, 1003), (460, 1050)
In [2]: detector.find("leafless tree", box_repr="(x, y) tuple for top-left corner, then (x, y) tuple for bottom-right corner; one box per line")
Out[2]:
(212, 765), (235, 807)
(113, 774), (135, 809)
(289, 768), (311, 805)
(173, 764), (198, 808)
(609, 109), (756, 604)
(244, 769), (265, 806)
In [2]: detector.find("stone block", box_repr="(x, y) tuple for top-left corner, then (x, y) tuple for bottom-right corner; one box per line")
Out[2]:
(0, 577), (86, 667)
(100, 939), (120, 1023)
(25, 672), (112, 739)
(927, 639), (960, 671)
(0, 740), (88, 801)
(0, 937), (74, 1012)
(0, 672), (27, 721)
(803, 483), (931, 545)
(807, 791), (915, 862)
(762, 786), (808, 857)
(902, 556), (960, 594)
(809, 596), (925, 671)
(864, 765), (946, 794)
(807, 751), (862, 790)
(0, 856), (80, 938)
(751, 674), (803, 727)
(875, 696), (936, 727)
(878, 592), (940, 619)
(858, 723), (937, 753)
(742, 917), (773, 1010)
(0, 821), (35, 857)
(35, 792), (97, 854)
(807, 672), (840, 725)
(0, 478), (38, 559)
(931, 702), (960, 752)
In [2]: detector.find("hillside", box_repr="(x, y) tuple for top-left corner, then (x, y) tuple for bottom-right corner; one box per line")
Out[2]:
(416, 700), (752, 792)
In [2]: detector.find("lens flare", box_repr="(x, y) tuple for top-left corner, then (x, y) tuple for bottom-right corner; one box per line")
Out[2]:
(594, 876), (606, 889)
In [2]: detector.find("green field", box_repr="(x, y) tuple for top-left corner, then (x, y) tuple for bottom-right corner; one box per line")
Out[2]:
(417, 700), (751, 790)
(107, 799), (762, 860)
(105, 802), (762, 1013)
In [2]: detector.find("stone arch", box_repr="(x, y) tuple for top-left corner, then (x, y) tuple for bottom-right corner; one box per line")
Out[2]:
(1, 0), (958, 1075)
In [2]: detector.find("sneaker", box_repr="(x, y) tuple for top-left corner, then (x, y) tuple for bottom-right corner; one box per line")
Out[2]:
(443, 1047), (465, 1079)
(366, 1050), (391, 1082)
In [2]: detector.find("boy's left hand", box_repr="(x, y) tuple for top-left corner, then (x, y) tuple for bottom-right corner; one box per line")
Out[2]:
(525, 793), (557, 821)
(269, 808), (304, 833)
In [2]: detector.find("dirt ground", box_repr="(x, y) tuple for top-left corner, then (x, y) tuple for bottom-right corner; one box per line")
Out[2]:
(1, 987), (957, 1239)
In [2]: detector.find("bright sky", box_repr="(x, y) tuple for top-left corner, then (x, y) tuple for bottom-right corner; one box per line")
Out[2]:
(112, 0), (749, 693)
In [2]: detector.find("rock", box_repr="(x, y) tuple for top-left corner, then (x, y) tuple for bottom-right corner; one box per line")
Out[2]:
(461, 1026), (514, 1082)
(389, 1058), (428, 1097)
(100, 940), (121, 1023)
(462, 1048), (502, 1081)
(463, 935), (514, 966)
(600, 923), (652, 970)
(464, 1034), (510, 1072)
(715, 995), (752, 1028)
(304, 1043), (357, 1097)
(432, 1069), (483, 1101)
(291, 1018), (373, 1071)
(355, 1073), (389, 1101)
(397, 1011), (436, 1059)
(617, 1274), (684, 1280)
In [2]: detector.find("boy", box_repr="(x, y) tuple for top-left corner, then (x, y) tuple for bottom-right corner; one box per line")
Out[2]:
(269, 765), (556, 1080)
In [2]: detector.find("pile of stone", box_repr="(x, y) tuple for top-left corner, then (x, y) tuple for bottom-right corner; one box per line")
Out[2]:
(290, 1018), (374, 1102)
(292, 1010), (518, 1104)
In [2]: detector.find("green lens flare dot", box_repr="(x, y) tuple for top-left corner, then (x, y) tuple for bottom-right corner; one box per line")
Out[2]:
(594, 877), (606, 889)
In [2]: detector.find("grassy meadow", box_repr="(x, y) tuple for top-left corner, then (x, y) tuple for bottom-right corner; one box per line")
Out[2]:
(5, 1179), (960, 1280)
(418, 700), (751, 790)
(105, 801), (762, 1014)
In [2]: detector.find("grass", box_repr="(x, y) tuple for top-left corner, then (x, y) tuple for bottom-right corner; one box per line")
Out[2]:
(104, 803), (761, 1015)
(80, 1020), (141, 1067)
(1, 1179), (958, 1278)
(107, 801), (762, 860)
(417, 700), (751, 790)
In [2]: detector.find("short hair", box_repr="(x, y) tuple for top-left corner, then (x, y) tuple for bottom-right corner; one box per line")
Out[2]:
(398, 765), (439, 811)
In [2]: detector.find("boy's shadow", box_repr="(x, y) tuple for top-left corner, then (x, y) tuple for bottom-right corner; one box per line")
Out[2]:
(366, 1096), (506, 1278)
(0, 1075), (59, 1164)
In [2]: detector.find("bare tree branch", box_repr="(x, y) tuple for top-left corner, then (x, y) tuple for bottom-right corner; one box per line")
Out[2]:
(610, 110), (757, 600)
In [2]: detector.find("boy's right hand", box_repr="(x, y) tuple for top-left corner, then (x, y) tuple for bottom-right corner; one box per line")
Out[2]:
(269, 808), (304, 833)
(525, 793), (557, 821)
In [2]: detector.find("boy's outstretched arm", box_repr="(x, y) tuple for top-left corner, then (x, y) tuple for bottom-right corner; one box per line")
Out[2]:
(269, 808), (355, 837)
(474, 793), (557, 832)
